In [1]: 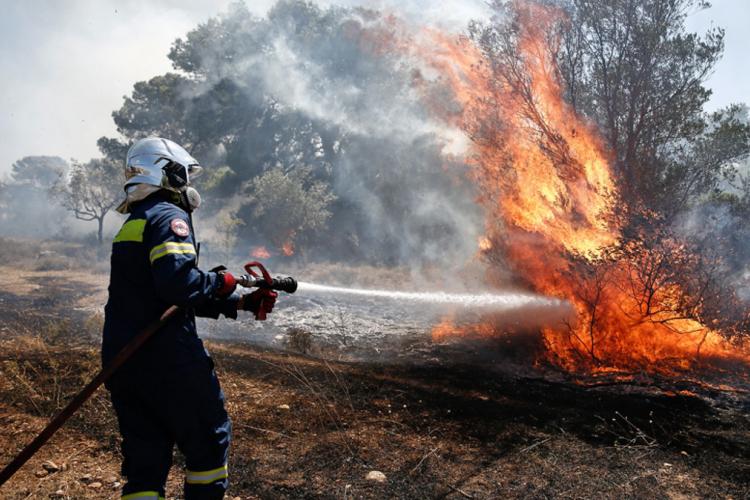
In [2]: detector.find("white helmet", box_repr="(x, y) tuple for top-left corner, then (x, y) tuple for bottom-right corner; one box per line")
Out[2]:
(125, 137), (203, 192)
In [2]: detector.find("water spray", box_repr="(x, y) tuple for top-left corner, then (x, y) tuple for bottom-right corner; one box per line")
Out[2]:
(297, 282), (566, 311)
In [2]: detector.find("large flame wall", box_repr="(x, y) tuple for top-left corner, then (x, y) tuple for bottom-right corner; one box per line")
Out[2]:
(405, 2), (749, 375)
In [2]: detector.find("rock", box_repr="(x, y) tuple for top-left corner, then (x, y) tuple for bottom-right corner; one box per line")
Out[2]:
(80, 473), (92, 483)
(105, 475), (118, 483)
(42, 461), (60, 473)
(52, 489), (65, 498)
(278, 404), (290, 410)
(366, 470), (387, 483)
(35, 469), (48, 478)
(113, 482), (122, 490)
(88, 481), (103, 489)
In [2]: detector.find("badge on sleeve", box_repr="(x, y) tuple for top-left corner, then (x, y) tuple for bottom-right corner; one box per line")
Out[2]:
(170, 218), (190, 237)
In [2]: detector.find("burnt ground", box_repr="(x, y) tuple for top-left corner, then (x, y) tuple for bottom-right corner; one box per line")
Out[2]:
(0, 262), (749, 499)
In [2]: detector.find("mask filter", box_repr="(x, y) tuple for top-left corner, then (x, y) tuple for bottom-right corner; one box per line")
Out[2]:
(185, 187), (202, 211)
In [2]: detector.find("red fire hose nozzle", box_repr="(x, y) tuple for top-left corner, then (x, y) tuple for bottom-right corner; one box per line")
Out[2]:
(237, 261), (298, 293)
(236, 261), (298, 320)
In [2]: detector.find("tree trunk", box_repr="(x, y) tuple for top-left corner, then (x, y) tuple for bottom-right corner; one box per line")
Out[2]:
(97, 216), (104, 245)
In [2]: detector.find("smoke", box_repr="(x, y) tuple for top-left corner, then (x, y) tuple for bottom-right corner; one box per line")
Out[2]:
(674, 191), (750, 301)
(183, 1), (486, 269)
(672, 105), (750, 301)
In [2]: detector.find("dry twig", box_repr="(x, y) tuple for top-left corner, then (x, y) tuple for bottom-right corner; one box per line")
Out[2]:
(409, 446), (439, 475)
(519, 437), (552, 453)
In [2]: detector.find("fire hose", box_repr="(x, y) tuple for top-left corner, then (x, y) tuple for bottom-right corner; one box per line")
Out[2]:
(0, 261), (297, 487)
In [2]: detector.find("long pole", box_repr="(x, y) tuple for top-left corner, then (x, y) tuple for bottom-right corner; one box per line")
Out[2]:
(0, 305), (180, 487)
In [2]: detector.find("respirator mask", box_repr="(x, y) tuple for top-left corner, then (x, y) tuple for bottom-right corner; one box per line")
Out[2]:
(163, 161), (202, 212)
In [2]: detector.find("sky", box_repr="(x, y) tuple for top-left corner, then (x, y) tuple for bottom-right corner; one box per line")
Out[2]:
(0, 0), (747, 176)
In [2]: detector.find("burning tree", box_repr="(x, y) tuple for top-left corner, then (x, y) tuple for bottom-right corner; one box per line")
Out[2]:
(412, 0), (750, 375)
(555, 0), (731, 215)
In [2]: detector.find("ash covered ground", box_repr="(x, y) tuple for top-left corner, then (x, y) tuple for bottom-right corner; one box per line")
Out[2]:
(204, 284), (440, 348)
(198, 278), (564, 370)
(202, 285), (464, 361)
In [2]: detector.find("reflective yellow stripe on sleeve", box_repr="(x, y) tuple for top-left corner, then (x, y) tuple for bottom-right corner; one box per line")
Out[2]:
(113, 219), (146, 243)
(121, 491), (164, 500)
(149, 241), (197, 264)
(185, 464), (228, 485)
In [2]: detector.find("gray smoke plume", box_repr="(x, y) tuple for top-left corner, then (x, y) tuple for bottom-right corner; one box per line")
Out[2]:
(0, 156), (70, 239)
(164, 1), (485, 269)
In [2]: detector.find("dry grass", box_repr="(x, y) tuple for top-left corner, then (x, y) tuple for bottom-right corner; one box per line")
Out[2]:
(284, 327), (313, 354)
(0, 237), (107, 273)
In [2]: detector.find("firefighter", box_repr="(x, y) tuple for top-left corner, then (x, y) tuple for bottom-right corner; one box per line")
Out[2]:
(102, 137), (277, 500)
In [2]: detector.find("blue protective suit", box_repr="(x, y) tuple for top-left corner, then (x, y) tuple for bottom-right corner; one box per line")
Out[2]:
(103, 192), (237, 500)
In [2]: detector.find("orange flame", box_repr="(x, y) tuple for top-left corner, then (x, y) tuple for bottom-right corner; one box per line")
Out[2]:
(432, 316), (496, 343)
(401, 1), (750, 375)
(281, 240), (295, 257)
(251, 246), (271, 259)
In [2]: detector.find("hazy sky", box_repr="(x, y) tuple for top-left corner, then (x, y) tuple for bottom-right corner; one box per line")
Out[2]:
(0, 0), (746, 176)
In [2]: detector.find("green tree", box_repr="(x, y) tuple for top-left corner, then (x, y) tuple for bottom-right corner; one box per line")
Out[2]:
(550, 0), (749, 214)
(54, 159), (122, 245)
(96, 136), (130, 163)
(664, 105), (750, 213)
(112, 73), (193, 145)
(97, 0), (498, 263)
(215, 210), (246, 263)
(10, 156), (68, 188)
(242, 167), (335, 255)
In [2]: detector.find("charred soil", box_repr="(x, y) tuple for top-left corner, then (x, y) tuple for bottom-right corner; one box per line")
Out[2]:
(0, 267), (748, 499)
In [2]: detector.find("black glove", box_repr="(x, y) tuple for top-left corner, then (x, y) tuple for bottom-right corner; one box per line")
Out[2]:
(239, 288), (278, 320)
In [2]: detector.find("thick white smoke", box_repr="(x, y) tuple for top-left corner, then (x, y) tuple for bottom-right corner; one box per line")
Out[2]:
(186, 2), (486, 268)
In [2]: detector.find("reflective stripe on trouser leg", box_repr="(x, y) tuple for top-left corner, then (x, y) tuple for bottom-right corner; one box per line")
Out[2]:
(185, 464), (228, 485)
(122, 492), (165, 500)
